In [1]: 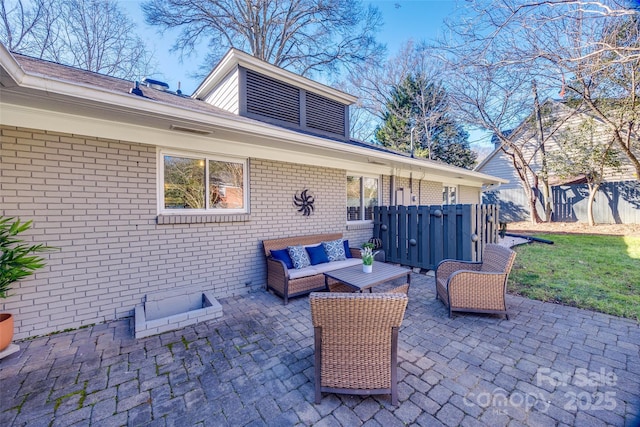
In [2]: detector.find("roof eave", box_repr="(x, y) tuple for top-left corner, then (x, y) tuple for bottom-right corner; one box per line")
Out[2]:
(0, 46), (25, 87)
(0, 45), (502, 187)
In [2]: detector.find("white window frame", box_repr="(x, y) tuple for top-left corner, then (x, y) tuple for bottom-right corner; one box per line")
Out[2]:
(443, 185), (458, 205)
(158, 149), (249, 215)
(347, 173), (380, 223)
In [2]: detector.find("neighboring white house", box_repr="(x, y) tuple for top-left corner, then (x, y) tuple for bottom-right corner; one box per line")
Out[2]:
(476, 99), (640, 224)
(0, 45), (505, 340)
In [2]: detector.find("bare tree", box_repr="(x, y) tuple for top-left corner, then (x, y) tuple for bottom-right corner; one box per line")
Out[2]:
(449, 0), (640, 177)
(436, 44), (551, 223)
(0, 0), (153, 80)
(0, 0), (46, 52)
(348, 100), (378, 142)
(27, 0), (61, 59)
(346, 40), (456, 147)
(409, 74), (450, 160)
(437, 0), (640, 223)
(547, 119), (622, 225)
(51, 0), (152, 78)
(141, 0), (384, 79)
(516, 1), (640, 178)
(348, 42), (422, 121)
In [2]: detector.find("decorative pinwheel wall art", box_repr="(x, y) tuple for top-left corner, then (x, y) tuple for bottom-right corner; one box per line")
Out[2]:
(293, 189), (315, 216)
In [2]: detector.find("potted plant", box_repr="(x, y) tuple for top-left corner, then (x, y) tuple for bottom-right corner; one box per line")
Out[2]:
(360, 243), (376, 273)
(0, 216), (51, 352)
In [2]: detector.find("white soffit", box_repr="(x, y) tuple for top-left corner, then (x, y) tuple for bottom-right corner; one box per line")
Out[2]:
(2, 102), (498, 187)
(1, 102), (387, 174)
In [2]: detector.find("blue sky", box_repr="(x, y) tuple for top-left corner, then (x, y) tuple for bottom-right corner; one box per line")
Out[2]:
(120, 0), (459, 95)
(118, 1), (492, 147)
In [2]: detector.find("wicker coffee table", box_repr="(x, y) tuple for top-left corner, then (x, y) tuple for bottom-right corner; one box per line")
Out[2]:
(323, 262), (411, 293)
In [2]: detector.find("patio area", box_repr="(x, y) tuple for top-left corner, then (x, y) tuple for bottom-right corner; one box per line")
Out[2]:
(0, 273), (638, 427)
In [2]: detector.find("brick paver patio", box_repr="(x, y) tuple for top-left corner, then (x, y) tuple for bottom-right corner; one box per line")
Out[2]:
(1, 274), (639, 426)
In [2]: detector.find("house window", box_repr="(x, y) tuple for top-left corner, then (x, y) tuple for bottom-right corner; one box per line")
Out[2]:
(443, 186), (457, 205)
(160, 151), (248, 213)
(347, 175), (379, 221)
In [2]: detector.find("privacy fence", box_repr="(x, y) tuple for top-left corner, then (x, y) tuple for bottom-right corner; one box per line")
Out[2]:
(552, 180), (640, 224)
(484, 180), (640, 224)
(372, 204), (500, 271)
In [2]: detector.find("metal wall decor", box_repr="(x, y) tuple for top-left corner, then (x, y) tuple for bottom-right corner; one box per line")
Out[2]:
(293, 189), (315, 216)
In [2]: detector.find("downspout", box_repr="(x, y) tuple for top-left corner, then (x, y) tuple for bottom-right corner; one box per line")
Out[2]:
(419, 172), (426, 205)
(409, 172), (413, 205)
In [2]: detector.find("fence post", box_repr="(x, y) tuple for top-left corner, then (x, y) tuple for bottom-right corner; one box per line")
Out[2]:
(418, 206), (430, 269)
(461, 205), (473, 261)
(431, 206), (444, 267)
(378, 206), (390, 258)
(389, 206), (398, 262)
(407, 205), (418, 267)
(444, 205), (457, 260)
(397, 205), (407, 265)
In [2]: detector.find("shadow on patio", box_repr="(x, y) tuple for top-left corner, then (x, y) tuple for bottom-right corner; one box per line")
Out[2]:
(1, 274), (639, 426)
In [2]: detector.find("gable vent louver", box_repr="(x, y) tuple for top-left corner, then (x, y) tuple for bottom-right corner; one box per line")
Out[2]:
(246, 70), (300, 125)
(305, 92), (345, 136)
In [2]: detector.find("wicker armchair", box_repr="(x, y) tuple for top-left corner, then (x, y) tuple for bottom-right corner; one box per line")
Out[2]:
(435, 244), (517, 319)
(309, 292), (408, 405)
(388, 283), (410, 295)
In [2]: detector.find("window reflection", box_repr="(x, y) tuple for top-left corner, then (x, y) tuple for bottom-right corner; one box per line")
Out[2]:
(347, 175), (379, 221)
(164, 156), (205, 209)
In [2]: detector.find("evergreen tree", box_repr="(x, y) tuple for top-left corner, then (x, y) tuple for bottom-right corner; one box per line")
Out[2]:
(431, 123), (476, 168)
(374, 80), (412, 152)
(375, 74), (476, 169)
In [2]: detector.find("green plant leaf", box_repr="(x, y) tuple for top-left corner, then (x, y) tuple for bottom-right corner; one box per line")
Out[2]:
(0, 216), (54, 299)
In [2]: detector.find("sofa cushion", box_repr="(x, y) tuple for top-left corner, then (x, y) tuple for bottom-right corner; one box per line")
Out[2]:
(322, 239), (346, 262)
(270, 249), (294, 269)
(306, 244), (330, 265)
(307, 258), (362, 274)
(288, 265), (321, 279)
(287, 245), (311, 269)
(287, 258), (362, 279)
(343, 240), (352, 258)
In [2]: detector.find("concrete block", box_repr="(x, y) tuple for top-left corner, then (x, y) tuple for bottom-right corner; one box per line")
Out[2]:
(134, 291), (223, 339)
(0, 344), (20, 359)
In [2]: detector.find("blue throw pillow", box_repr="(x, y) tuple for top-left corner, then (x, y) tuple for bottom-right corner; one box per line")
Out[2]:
(306, 244), (330, 265)
(343, 240), (352, 258)
(287, 245), (311, 269)
(322, 239), (346, 262)
(270, 248), (294, 269)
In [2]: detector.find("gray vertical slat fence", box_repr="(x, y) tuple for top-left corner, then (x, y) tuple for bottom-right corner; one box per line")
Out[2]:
(373, 204), (500, 270)
(485, 180), (640, 224)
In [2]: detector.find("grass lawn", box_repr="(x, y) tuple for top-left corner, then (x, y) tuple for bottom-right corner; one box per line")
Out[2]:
(508, 234), (640, 320)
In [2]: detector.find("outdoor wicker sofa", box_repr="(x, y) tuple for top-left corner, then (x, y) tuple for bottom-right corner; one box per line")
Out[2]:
(309, 291), (408, 405)
(435, 243), (517, 319)
(262, 233), (362, 304)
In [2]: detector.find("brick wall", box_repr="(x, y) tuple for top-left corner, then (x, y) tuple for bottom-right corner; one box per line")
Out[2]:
(458, 185), (481, 204)
(419, 180), (443, 205)
(386, 177), (445, 205)
(382, 176), (473, 207)
(1, 125), (483, 339)
(0, 126), (349, 339)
